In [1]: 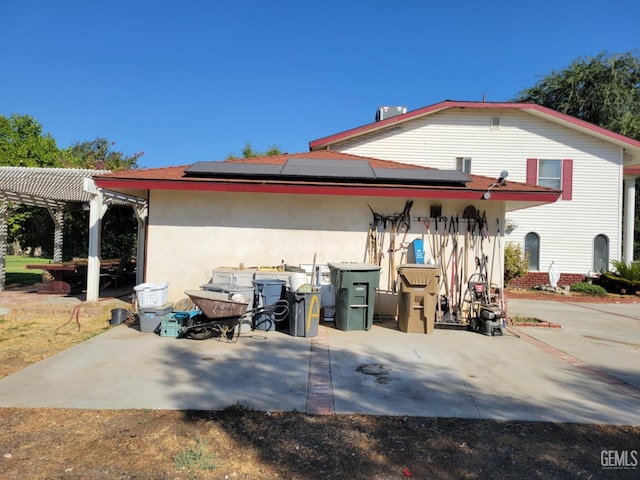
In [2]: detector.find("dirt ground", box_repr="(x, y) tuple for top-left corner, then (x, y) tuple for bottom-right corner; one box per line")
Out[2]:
(1, 305), (639, 479)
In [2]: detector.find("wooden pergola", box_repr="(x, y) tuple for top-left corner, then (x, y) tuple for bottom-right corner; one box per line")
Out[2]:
(0, 166), (148, 301)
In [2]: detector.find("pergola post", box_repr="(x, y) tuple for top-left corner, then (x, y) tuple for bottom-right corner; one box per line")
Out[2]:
(134, 205), (148, 285)
(84, 179), (109, 302)
(47, 208), (65, 263)
(0, 201), (8, 291)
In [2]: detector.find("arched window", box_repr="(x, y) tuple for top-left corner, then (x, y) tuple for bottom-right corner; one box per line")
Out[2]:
(593, 234), (609, 273)
(524, 232), (540, 271)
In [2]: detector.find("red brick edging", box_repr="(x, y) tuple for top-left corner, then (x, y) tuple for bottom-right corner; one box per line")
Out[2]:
(506, 290), (640, 304)
(507, 320), (561, 328)
(306, 325), (335, 415)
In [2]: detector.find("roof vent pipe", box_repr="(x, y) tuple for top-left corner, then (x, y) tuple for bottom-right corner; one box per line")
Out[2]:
(375, 106), (407, 122)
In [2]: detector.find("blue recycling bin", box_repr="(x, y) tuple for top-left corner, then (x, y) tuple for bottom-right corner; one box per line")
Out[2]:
(252, 279), (286, 331)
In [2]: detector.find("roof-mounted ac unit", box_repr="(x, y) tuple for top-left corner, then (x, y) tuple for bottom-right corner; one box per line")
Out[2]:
(375, 106), (407, 122)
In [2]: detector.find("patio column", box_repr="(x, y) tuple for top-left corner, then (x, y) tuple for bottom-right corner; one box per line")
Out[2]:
(134, 205), (148, 285)
(623, 175), (637, 264)
(0, 201), (8, 291)
(47, 207), (65, 263)
(83, 179), (108, 302)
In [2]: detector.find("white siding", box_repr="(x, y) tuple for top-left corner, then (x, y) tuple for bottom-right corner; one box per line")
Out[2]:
(332, 108), (624, 275)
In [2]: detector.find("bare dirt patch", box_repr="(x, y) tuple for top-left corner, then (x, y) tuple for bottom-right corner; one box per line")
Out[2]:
(0, 296), (638, 479)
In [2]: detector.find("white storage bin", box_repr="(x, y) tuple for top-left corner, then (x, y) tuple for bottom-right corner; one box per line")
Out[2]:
(211, 267), (256, 286)
(134, 282), (169, 308)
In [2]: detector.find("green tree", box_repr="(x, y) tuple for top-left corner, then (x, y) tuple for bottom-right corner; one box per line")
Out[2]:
(8, 207), (53, 256)
(513, 51), (640, 140)
(60, 139), (141, 259)
(0, 114), (62, 167)
(227, 142), (283, 159)
(513, 51), (640, 257)
(62, 138), (142, 171)
(2, 115), (142, 259)
(504, 242), (529, 286)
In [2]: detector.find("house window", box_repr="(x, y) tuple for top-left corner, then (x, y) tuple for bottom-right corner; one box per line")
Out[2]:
(490, 116), (501, 129)
(456, 157), (472, 174)
(593, 234), (609, 273)
(526, 158), (573, 200)
(538, 160), (562, 189)
(525, 232), (540, 271)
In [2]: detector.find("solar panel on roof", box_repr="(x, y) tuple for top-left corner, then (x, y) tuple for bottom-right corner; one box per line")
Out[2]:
(373, 168), (470, 184)
(185, 161), (283, 176)
(184, 158), (470, 185)
(280, 158), (375, 179)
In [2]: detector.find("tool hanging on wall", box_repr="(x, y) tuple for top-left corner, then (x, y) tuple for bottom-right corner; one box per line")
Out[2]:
(367, 201), (413, 289)
(389, 200), (413, 291)
(437, 215), (450, 311)
(367, 204), (386, 266)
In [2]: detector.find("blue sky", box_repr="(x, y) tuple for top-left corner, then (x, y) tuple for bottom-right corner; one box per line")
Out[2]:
(1, 0), (638, 168)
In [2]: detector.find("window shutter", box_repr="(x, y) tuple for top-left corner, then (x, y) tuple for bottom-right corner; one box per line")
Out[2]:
(526, 158), (538, 185)
(562, 159), (573, 200)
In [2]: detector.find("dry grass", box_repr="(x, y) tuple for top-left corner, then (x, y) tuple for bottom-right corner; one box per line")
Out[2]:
(0, 306), (113, 379)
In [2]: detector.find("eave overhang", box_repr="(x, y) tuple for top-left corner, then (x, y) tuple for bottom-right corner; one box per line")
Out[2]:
(94, 177), (561, 203)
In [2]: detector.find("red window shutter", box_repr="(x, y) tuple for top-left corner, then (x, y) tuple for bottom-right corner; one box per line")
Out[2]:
(526, 158), (538, 185)
(562, 159), (573, 200)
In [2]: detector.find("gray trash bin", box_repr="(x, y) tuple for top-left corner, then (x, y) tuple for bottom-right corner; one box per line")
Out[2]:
(287, 290), (321, 337)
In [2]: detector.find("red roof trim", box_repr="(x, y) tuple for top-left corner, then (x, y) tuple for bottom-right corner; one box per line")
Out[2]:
(309, 100), (640, 150)
(95, 178), (560, 202)
(624, 165), (640, 176)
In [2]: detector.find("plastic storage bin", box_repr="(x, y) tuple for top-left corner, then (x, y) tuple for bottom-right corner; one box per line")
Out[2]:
(287, 290), (321, 337)
(139, 303), (173, 333)
(253, 279), (286, 331)
(201, 283), (254, 304)
(134, 282), (169, 308)
(253, 271), (292, 287)
(320, 284), (335, 321)
(211, 267), (257, 286)
(397, 264), (440, 334)
(328, 262), (380, 331)
(159, 313), (186, 338)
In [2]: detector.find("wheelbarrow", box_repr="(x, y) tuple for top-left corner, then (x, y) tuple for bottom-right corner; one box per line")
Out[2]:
(181, 289), (289, 342)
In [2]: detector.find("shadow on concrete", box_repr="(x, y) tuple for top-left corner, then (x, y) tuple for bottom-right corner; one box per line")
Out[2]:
(156, 333), (640, 480)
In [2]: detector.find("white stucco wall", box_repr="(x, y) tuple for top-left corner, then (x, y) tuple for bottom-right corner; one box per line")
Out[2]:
(143, 189), (504, 306)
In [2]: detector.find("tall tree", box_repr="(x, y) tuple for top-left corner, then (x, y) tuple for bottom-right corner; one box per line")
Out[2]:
(513, 51), (640, 258)
(2, 115), (142, 259)
(513, 51), (640, 140)
(0, 114), (62, 167)
(63, 138), (142, 171)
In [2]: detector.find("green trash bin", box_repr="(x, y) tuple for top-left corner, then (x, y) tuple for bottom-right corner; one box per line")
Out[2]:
(328, 262), (381, 331)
